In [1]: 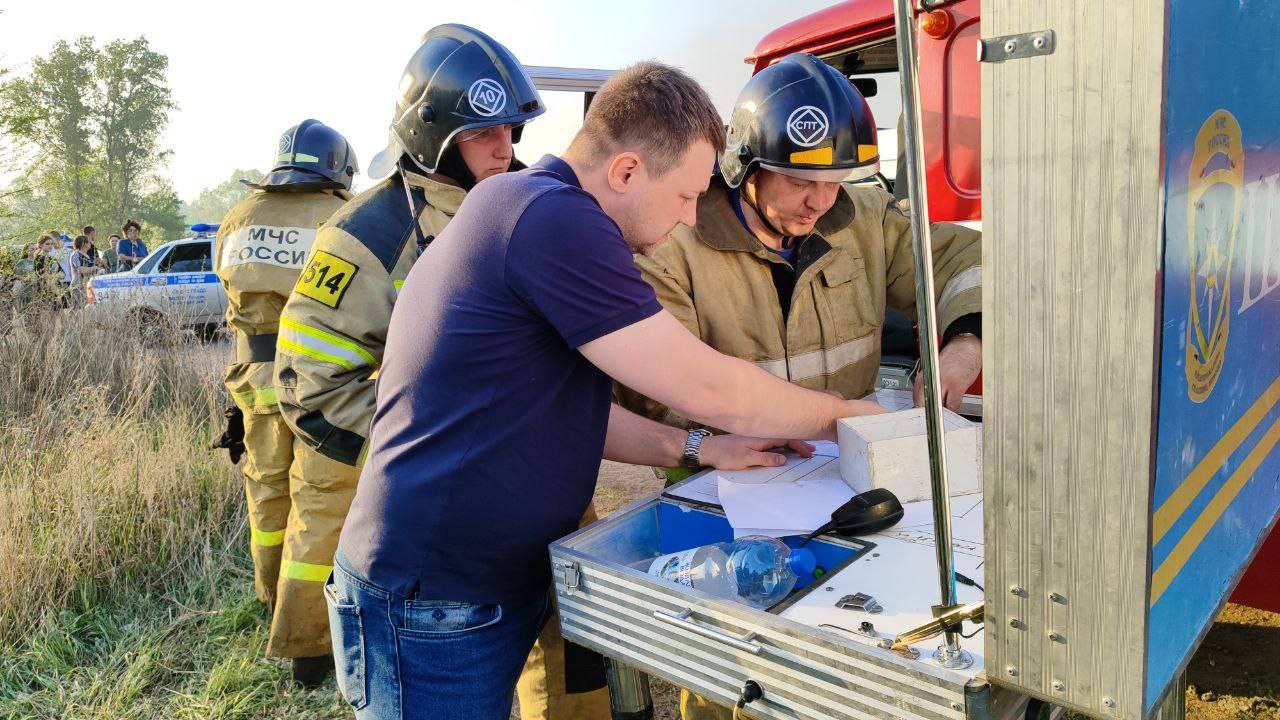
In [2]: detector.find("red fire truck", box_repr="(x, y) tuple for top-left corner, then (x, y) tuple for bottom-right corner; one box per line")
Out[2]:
(749, 0), (1278, 617)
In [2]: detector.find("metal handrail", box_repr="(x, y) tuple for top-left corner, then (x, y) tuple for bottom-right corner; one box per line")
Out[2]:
(892, 0), (965, 666)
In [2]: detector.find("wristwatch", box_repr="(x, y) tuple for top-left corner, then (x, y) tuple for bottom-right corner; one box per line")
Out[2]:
(681, 428), (713, 469)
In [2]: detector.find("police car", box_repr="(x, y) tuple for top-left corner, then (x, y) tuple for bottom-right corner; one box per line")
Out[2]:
(86, 224), (227, 337)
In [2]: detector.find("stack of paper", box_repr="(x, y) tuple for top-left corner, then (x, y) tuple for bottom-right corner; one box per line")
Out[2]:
(712, 443), (855, 539)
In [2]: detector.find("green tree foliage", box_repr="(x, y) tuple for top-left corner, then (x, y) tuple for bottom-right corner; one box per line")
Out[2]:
(181, 168), (264, 226)
(0, 38), (96, 227)
(93, 38), (174, 227)
(0, 36), (181, 248)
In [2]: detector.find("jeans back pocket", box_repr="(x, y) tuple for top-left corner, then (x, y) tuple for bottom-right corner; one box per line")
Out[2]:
(324, 578), (368, 710)
(401, 600), (502, 635)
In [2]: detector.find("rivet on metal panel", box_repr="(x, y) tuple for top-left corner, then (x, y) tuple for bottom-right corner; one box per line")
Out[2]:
(1006, 666), (1019, 677)
(1049, 592), (1067, 604)
(1009, 585), (1026, 597)
(1009, 618), (1025, 630)
(1052, 680), (1065, 692)
(1103, 697), (1117, 709)
(1048, 631), (1065, 643)
(979, 29), (1057, 64)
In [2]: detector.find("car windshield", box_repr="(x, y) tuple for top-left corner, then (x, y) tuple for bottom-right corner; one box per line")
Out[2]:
(135, 248), (167, 274)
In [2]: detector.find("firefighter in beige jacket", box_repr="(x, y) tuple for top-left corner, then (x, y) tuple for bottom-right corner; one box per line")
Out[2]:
(619, 53), (982, 429)
(214, 120), (356, 685)
(616, 54), (983, 719)
(274, 25), (611, 718)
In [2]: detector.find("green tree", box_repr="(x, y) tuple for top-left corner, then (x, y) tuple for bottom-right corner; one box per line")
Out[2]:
(0, 36), (184, 246)
(0, 38), (96, 227)
(93, 37), (175, 226)
(132, 178), (187, 246)
(182, 169), (264, 226)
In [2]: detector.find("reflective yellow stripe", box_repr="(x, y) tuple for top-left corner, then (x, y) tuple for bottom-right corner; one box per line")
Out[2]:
(1152, 375), (1280, 542)
(789, 146), (834, 165)
(281, 559), (332, 582)
(393, 279), (405, 292)
(1150, 417), (1280, 605)
(251, 527), (285, 547)
(277, 152), (320, 163)
(278, 316), (375, 370)
(232, 386), (278, 409)
(278, 337), (359, 371)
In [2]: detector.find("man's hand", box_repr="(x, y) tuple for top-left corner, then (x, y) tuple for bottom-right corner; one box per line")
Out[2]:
(699, 436), (815, 471)
(843, 398), (888, 418)
(912, 335), (982, 411)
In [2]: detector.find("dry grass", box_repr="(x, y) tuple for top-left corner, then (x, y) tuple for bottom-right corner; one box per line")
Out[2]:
(0, 298), (239, 645)
(0, 292), (1272, 719)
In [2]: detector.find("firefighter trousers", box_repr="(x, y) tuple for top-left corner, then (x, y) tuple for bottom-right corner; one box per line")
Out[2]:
(233, 364), (361, 659)
(514, 503), (612, 720)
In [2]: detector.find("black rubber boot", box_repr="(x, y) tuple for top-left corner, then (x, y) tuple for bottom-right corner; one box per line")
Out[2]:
(291, 655), (334, 689)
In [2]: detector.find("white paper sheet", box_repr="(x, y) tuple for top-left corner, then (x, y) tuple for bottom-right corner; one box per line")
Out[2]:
(664, 445), (834, 507)
(716, 462), (854, 536)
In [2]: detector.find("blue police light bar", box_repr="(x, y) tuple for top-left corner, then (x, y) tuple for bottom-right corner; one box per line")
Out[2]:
(190, 223), (220, 233)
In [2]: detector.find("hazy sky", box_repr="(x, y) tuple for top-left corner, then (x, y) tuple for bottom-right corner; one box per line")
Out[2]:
(0, 0), (835, 204)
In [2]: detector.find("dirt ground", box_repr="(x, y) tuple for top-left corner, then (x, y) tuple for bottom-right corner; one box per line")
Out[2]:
(1184, 603), (1280, 720)
(580, 461), (1280, 720)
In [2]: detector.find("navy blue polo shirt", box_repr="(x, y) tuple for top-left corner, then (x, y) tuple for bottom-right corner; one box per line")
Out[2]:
(339, 156), (662, 603)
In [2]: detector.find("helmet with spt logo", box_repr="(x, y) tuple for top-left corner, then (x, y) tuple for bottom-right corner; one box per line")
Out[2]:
(720, 53), (879, 188)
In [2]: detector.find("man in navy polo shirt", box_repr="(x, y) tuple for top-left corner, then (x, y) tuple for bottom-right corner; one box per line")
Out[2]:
(327, 62), (885, 720)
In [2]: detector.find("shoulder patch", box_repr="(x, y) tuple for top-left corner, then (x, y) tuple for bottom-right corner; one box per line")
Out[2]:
(294, 250), (358, 309)
(327, 178), (422, 273)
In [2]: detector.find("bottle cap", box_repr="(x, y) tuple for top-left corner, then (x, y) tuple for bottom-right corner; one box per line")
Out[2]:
(788, 547), (817, 576)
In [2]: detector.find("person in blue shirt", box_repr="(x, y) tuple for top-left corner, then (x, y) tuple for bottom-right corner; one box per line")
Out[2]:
(117, 219), (147, 270)
(326, 62), (886, 720)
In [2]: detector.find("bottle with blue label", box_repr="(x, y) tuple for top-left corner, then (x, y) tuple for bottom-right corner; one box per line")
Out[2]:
(635, 536), (817, 609)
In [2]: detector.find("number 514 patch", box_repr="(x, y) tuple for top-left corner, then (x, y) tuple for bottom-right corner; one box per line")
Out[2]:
(294, 251), (358, 309)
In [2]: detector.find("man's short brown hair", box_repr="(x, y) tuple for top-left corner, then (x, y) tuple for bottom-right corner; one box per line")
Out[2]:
(571, 61), (725, 177)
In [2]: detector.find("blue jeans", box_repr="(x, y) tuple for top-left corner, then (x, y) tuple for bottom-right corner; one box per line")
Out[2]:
(325, 554), (551, 720)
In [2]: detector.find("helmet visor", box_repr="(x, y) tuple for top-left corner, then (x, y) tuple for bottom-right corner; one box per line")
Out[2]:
(455, 121), (525, 144)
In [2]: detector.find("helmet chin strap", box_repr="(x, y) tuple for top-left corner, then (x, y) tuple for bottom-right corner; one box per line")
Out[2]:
(397, 157), (431, 254)
(742, 174), (792, 245)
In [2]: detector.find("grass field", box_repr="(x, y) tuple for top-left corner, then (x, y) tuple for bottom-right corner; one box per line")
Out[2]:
(0, 299), (351, 719)
(0, 297), (1275, 720)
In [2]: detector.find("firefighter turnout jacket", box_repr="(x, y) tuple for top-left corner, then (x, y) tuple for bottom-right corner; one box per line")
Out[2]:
(274, 170), (465, 465)
(217, 189), (350, 405)
(617, 178), (982, 426)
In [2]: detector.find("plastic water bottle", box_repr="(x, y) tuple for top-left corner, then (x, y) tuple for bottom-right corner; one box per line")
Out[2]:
(635, 536), (817, 609)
